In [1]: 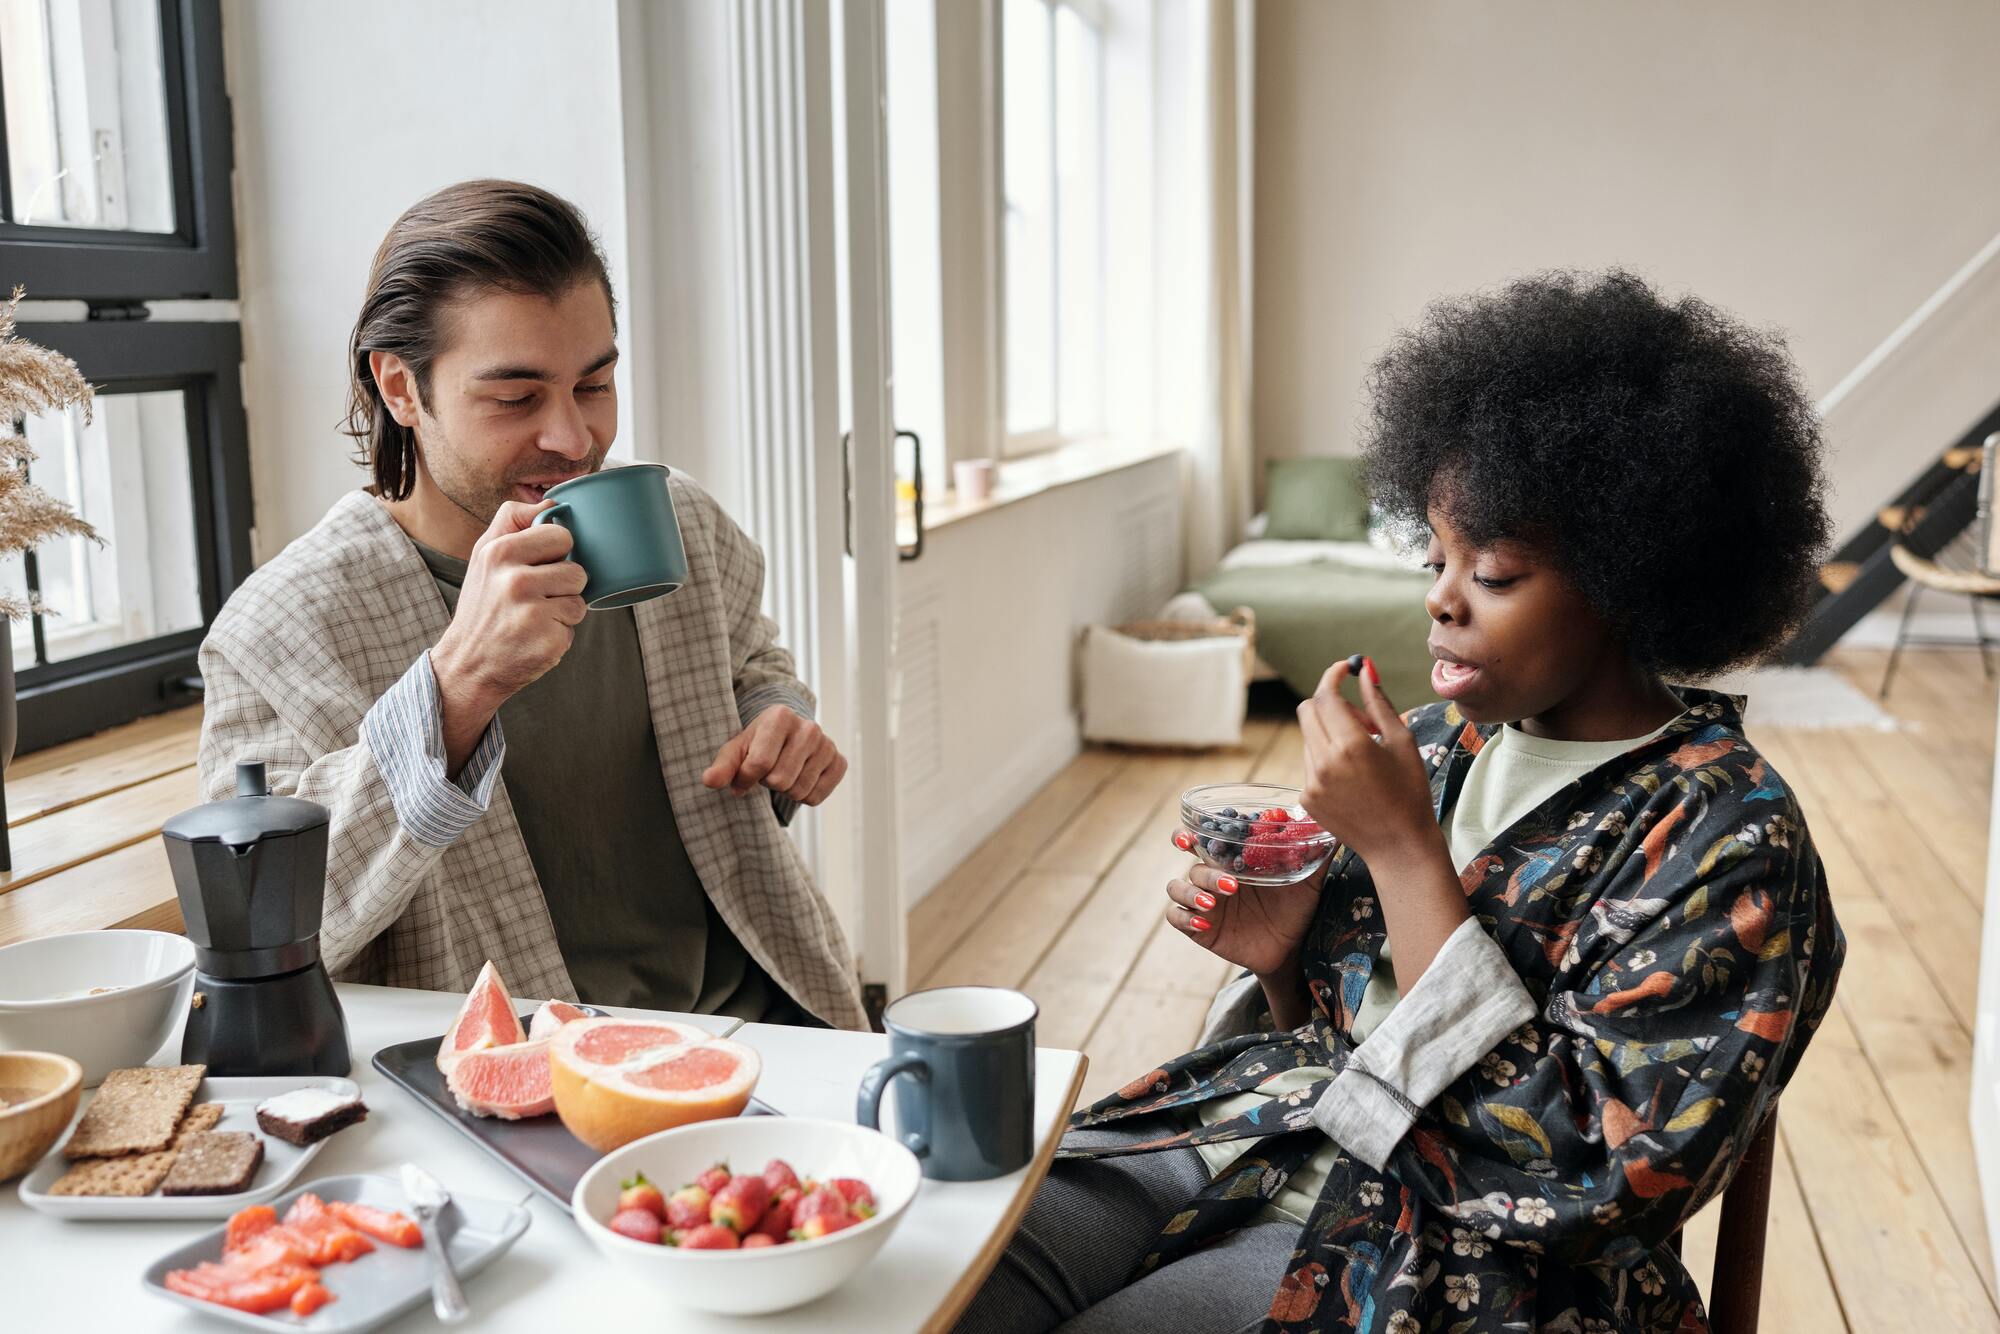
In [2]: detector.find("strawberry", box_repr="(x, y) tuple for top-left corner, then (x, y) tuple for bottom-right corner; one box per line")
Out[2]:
(680, 1223), (741, 1250)
(741, 1232), (778, 1248)
(751, 1192), (797, 1241)
(709, 1175), (771, 1233)
(761, 1158), (801, 1195)
(828, 1178), (876, 1215)
(618, 1172), (666, 1221)
(696, 1164), (732, 1196)
(792, 1185), (858, 1240)
(665, 1184), (712, 1230)
(608, 1207), (663, 1244)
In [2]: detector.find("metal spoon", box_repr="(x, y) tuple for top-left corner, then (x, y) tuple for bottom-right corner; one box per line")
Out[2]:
(400, 1162), (469, 1324)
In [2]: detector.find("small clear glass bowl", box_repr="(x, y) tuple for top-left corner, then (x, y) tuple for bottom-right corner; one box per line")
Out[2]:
(1175, 783), (1337, 886)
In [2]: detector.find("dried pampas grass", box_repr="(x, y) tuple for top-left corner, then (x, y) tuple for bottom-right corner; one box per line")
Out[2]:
(0, 286), (101, 620)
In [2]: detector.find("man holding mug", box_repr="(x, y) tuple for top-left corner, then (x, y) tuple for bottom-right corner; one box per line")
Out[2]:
(195, 180), (865, 1030)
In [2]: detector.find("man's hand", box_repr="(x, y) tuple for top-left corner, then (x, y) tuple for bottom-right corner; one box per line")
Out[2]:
(431, 500), (589, 773)
(703, 706), (848, 807)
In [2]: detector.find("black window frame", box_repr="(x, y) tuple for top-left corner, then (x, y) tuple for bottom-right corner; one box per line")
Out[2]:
(0, 0), (237, 300)
(0, 0), (245, 752)
(11, 320), (249, 751)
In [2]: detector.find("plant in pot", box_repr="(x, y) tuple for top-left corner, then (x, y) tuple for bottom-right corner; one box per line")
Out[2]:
(0, 287), (101, 869)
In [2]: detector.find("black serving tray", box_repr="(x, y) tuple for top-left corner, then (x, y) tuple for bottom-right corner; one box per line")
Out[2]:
(372, 1013), (777, 1213)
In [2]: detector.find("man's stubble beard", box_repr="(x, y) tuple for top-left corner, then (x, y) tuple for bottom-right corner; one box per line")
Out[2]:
(414, 414), (604, 528)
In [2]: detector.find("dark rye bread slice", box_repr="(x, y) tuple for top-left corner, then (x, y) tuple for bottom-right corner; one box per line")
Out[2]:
(160, 1131), (265, 1197)
(255, 1087), (367, 1146)
(63, 1065), (206, 1159)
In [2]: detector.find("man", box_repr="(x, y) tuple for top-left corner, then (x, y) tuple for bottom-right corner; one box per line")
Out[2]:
(197, 179), (865, 1029)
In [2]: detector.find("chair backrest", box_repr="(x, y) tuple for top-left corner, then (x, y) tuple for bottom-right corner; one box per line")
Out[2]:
(1706, 1108), (1779, 1334)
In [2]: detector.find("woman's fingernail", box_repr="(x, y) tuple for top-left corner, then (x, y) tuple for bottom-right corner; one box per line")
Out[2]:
(1364, 656), (1380, 685)
(1194, 891), (1216, 910)
(1217, 875), (1239, 895)
(1189, 915), (1212, 932)
(1173, 830), (1194, 851)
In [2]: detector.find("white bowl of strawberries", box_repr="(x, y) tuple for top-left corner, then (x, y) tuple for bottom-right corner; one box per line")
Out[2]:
(572, 1116), (923, 1315)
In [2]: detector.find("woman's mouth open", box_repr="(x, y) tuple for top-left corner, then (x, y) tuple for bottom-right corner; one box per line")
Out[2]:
(1431, 653), (1481, 699)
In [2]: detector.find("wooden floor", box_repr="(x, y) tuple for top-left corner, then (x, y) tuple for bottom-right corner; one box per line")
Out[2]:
(911, 647), (2000, 1333)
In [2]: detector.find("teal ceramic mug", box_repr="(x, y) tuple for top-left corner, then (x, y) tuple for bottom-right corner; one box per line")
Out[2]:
(530, 463), (690, 609)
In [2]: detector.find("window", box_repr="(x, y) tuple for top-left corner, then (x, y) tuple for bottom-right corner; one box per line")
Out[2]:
(1001, 0), (1104, 453)
(0, 0), (244, 751)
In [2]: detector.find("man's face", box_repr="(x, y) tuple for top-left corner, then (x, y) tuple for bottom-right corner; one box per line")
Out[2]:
(404, 280), (619, 525)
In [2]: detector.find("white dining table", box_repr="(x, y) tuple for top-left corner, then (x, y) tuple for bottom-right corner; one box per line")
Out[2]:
(1, 982), (1086, 1333)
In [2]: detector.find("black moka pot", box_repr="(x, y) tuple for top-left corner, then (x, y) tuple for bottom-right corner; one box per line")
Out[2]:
(165, 761), (350, 1076)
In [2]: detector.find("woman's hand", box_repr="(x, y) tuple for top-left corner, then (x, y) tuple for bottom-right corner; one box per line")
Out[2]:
(1297, 657), (1438, 862)
(1163, 857), (1329, 980)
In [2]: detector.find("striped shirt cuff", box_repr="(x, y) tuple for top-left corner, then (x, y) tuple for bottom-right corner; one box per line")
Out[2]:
(1313, 915), (1538, 1170)
(361, 651), (507, 849)
(737, 680), (816, 729)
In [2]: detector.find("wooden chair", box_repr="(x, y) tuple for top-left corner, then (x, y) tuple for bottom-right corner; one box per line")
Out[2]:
(1666, 1109), (1779, 1333)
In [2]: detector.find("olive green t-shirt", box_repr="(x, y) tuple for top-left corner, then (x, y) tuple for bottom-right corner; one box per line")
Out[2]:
(414, 540), (793, 1022)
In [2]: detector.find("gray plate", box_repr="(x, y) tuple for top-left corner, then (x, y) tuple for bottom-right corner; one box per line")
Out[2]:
(140, 1172), (531, 1331)
(371, 1012), (778, 1213)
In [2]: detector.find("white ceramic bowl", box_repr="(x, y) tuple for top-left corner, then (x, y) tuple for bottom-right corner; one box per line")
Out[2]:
(573, 1116), (923, 1316)
(0, 931), (196, 1085)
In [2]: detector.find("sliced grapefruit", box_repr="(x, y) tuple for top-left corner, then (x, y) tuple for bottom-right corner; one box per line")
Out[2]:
(527, 998), (591, 1041)
(549, 1017), (760, 1152)
(435, 960), (528, 1077)
(445, 1039), (556, 1119)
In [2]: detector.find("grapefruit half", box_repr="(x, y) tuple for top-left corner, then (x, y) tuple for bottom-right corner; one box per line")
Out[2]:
(436, 960), (528, 1077)
(549, 1018), (761, 1152)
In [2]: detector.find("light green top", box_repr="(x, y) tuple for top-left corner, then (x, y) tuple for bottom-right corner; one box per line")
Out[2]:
(1194, 718), (1670, 1224)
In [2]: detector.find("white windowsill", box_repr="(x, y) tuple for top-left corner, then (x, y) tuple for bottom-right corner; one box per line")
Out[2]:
(896, 437), (1181, 545)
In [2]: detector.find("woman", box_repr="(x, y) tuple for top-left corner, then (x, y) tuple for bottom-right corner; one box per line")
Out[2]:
(959, 270), (1844, 1333)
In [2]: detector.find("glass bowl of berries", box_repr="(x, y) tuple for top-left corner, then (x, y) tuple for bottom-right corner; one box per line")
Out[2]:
(1175, 783), (1338, 886)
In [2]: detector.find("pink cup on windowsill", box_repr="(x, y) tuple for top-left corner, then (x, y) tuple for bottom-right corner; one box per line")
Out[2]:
(954, 459), (997, 502)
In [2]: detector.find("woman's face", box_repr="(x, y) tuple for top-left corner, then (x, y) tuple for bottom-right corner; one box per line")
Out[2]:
(1422, 506), (1610, 725)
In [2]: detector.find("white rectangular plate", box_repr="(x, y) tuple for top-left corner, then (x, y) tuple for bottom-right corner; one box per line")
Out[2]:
(18, 1075), (361, 1220)
(141, 1172), (531, 1332)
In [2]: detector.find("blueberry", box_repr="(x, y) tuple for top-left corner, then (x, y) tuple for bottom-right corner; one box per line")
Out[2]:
(1233, 855), (1247, 872)
(1346, 653), (1365, 673)
(1219, 807), (1240, 819)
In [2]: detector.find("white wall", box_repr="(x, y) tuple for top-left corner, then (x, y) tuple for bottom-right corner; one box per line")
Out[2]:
(1251, 0), (2000, 536)
(894, 453), (1183, 900)
(222, 0), (633, 560)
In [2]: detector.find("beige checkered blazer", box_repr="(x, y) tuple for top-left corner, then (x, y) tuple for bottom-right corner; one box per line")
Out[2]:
(197, 476), (867, 1030)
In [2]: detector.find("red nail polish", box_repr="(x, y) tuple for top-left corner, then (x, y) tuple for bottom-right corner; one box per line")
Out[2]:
(1173, 830), (1194, 851)
(1364, 657), (1380, 686)
(1217, 875), (1238, 895)
(1194, 891), (1216, 910)
(1189, 915), (1212, 932)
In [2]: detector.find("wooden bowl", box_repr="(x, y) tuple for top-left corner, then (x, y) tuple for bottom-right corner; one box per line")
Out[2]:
(0, 1051), (83, 1182)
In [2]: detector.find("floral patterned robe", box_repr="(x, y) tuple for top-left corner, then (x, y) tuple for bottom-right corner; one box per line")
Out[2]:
(1060, 689), (1843, 1332)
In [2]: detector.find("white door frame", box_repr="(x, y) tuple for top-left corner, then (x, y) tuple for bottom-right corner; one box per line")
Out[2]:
(835, 0), (908, 1003)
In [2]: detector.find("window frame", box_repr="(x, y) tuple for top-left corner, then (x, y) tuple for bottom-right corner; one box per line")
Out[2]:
(11, 319), (249, 751)
(995, 0), (1106, 459)
(0, 0), (237, 301)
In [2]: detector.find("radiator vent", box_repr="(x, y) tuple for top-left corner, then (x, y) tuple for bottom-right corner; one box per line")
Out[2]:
(1116, 493), (1181, 622)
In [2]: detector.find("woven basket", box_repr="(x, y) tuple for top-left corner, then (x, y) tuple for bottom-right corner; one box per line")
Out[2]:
(1108, 606), (1257, 678)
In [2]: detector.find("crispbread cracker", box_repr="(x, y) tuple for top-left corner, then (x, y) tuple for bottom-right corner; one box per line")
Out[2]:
(171, 1102), (225, 1149)
(62, 1064), (205, 1159)
(46, 1150), (178, 1197)
(160, 1131), (264, 1197)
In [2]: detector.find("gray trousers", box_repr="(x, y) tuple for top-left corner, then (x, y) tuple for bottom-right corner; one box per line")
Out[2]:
(954, 1121), (1298, 1334)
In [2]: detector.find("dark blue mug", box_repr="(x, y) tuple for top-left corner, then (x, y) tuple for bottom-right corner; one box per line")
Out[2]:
(856, 986), (1037, 1181)
(529, 462), (689, 609)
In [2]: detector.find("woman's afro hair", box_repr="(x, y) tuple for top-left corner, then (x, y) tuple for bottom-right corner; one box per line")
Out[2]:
(1361, 268), (1831, 678)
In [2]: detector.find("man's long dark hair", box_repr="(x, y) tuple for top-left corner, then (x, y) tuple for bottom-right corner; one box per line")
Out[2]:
(342, 179), (616, 500)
